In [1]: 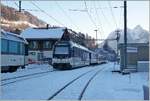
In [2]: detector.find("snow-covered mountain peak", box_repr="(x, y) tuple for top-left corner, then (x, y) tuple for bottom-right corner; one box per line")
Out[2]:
(133, 25), (143, 31)
(100, 25), (149, 52)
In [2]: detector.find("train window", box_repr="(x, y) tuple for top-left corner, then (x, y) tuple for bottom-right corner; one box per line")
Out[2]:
(19, 43), (25, 55)
(9, 41), (18, 54)
(54, 46), (69, 54)
(73, 47), (78, 57)
(1, 39), (8, 53)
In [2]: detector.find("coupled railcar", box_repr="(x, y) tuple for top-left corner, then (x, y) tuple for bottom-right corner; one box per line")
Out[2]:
(52, 41), (102, 70)
(1, 30), (28, 72)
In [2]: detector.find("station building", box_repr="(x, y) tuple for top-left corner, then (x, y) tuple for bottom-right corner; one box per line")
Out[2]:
(119, 43), (149, 72)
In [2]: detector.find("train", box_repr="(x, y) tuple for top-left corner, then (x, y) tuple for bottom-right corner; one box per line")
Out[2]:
(52, 40), (106, 70)
(1, 30), (106, 72)
(1, 30), (28, 73)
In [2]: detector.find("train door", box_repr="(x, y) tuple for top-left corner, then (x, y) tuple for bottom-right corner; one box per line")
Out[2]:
(89, 53), (92, 65)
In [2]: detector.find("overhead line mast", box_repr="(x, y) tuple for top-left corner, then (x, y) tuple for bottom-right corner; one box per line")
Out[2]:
(19, 1), (21, 12)
(124, 1), (127, 71)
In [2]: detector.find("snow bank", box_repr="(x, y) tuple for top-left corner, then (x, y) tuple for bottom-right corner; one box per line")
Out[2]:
(1, 64), (52, 80)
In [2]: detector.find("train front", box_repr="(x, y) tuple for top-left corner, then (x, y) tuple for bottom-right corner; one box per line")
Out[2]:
(52, 42), (72, 70)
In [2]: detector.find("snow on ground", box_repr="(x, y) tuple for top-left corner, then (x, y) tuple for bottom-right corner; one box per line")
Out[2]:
(82, 63), (149, 100)
(0, 62), (148, 100)
(1, 64), (52, 80)
(0, 64), (99, 100)
(52, 64), (109, 100)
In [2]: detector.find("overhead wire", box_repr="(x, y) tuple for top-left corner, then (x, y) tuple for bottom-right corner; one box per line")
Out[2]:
(14, 1), (43, 12)
(108, 1), (118, 28)
(119, 5), (123, 29)
(98, 2), (112, 29)
(93, 1), (104, 38)
(30, 1), (65, 27)
(84, 0), (97, 29)
(14, 1), (19, 8)
(54, 1), (82, 32)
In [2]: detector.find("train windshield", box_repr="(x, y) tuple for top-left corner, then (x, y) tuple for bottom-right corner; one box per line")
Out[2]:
(54, 46), (69, 54)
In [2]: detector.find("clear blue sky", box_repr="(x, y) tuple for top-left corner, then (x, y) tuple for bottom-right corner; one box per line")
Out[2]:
(2, 1), (149, 42)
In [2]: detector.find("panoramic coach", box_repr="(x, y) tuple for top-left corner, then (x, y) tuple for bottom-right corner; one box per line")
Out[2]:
(1, 30), (28, 72)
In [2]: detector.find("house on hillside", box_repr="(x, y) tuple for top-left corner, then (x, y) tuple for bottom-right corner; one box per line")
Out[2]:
(119, 43), (149, 72)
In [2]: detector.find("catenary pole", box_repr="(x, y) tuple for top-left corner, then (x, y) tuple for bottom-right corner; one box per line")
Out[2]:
(19, 1), (21, 12)
(124, 1), (127, 71)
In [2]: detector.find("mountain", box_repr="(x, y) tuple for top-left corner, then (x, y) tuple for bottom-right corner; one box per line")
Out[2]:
(1, 3), (46, 34)
(100, 25), (150, 52)
(95, 42), (117, 61)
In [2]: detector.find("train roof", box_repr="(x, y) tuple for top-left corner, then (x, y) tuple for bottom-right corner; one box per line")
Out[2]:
(55, 40), (94, 53)
(1, 30), (28, 44)
(21, 27), (66, 39)
(70, 41), (93, 53)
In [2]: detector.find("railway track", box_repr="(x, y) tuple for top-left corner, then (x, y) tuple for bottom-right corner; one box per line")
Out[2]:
(47, 65), (106, 100)
(78, 67), (105, 100)
(1, 70), (56, 86)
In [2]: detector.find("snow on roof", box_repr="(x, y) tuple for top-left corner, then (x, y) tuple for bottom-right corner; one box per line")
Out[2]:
(21, 27), (66, 39)
(55, 41), (92, 53)
(70, 41), (93, 53)
(1, 30), (28, 44)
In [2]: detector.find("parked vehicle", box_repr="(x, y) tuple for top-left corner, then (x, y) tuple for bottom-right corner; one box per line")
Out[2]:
(1, 30), (28, 72)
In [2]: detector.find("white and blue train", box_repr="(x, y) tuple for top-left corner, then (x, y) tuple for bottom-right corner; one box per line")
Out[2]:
(1, 30), (28, 72)
(52, 41), (105, 70)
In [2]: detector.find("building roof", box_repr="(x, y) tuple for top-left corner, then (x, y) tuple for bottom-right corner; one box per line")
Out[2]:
(1, 30), (28, 44)
(21, 27), (66, 39)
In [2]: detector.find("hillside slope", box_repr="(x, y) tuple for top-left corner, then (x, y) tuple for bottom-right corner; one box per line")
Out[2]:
(1, 4), (46, 33)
